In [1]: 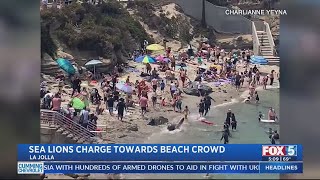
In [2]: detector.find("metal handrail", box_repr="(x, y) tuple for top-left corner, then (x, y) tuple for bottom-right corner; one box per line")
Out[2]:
(252, 21), (260, 56)
(264, 21), (275, 56)
(40, 109), (94, 143)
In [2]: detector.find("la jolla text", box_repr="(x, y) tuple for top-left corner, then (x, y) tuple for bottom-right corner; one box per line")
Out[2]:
(29, 145), (225, 161)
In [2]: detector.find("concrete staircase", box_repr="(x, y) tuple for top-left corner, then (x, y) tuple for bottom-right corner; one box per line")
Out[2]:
(252, 22), (279, 65)
(40, 109), (103, 144)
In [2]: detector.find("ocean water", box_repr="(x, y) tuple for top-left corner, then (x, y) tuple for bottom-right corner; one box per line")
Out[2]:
(125, 84), (280, 179)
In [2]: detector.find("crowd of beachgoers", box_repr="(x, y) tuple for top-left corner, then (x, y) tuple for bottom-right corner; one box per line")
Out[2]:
(40, 39), (280, 145)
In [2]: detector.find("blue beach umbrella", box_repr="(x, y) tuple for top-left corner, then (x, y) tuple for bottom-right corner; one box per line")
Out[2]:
(135, 55), (156, 63)
(56, 58), (75, 75)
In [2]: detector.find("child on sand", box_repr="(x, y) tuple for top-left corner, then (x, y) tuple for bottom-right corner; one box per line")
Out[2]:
(183, 106), (190, 120)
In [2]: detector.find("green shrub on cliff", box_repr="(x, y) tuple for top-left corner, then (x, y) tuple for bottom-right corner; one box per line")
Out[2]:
(41, 0), (153, 61)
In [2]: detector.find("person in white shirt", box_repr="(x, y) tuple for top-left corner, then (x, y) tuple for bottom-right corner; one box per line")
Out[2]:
(170, 81), (177, 98)
(80, 108), (89, 128)
(197, 81), (204, 97)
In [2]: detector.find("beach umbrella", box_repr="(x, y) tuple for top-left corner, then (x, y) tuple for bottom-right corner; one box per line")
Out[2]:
(210, 64), (222, 69)
(71, 97), (86, 110)
(135, 55), (156, 63)
(156, 55), (170, 63)
(116, 83), (133, 93)
(146, 44), (165, 51)
(155, 55), (165, 61)
(85, 60), (103, 78)
(56, 58), (75, 75)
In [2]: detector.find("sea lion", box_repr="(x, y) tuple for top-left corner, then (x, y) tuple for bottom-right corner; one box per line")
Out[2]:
(167, 118), (185, 131)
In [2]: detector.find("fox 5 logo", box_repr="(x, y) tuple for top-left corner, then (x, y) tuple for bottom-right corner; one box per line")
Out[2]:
(262, 145), (297, 156)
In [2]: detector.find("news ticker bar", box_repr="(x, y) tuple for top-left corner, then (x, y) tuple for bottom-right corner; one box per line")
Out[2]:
(18, 144), (303, 161)
(17, 162), (303, 174)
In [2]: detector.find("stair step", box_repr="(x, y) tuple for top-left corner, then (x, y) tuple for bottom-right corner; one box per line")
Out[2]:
(67, 133), (74, 138)
(73, 136), (80, 141)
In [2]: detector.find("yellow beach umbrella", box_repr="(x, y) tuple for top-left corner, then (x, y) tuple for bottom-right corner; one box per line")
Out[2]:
(210, 64), (222, 69)
(146, 44), (165, 51)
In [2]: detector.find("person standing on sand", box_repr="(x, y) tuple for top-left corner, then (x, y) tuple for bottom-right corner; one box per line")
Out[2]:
(175, 94), (182, 113)
(106, 95), (115, 116)
(151, 77), (158, 92)
(235, 72), (241, 91)
(151, 90), (157, 108)
(180, 69), (187, 87)
(183, 106), (190, 121)
(139, 95), (148, 116)
(171, 55), (176, 71)
(79, 108), (89, 128)
(52, 93), (62, 112)
(71, 76), (81, 97)
(269, 70), (275, 85)
(262, 76), (267, 90)
(160, 80), (165, 94)
(169, 81), (177, 98)
(146, 63), (152, 75)
(116, 98), (126, 121)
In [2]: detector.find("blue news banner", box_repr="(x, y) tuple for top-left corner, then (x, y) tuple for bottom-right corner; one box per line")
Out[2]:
(17, 144), (303, 174)
(17, 162), (303, 174)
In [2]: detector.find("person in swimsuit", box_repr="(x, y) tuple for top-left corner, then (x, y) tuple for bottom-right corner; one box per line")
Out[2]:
(183, 106), (190, 121)
(268, 107), (276, 120)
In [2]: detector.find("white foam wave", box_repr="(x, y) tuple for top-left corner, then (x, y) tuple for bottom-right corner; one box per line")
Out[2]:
(213, 98), (239, 108)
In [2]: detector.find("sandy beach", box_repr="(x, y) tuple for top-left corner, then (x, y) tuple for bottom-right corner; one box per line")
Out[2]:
(42, 58), (279, 145)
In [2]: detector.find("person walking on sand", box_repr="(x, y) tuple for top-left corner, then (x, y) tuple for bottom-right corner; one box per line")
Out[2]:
(180, 69), (187, 87)
(116, 98), (126, 121)
(151, 90), (157, 108)
(52, 93), (62, 113)
(160, 80), (165, 94)
(139, 95), (148, 116)
(262, 76), (267, 90)
(151, 77), (158, 92)
(183, 106), (190, 121)
(175, 94), (182, 113)
(106, 95), (115, 116)
(198, 99), (205, 117)
(169, 81), (177, 98)
(269, 70), (275, 85)
(71, 76), (81, 97)
(235, 72), (241, 91)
